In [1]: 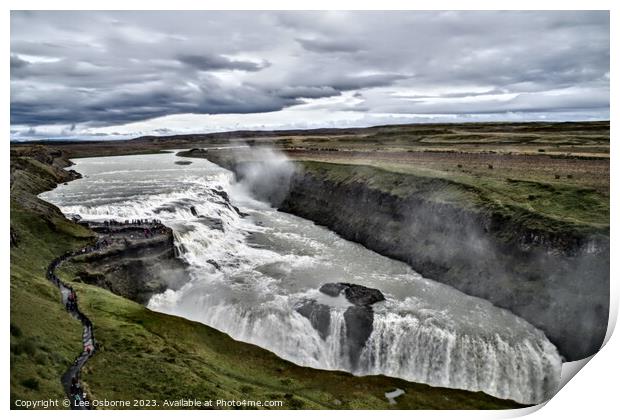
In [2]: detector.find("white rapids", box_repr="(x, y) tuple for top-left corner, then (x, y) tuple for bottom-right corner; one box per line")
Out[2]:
(40, 151), (562, 404)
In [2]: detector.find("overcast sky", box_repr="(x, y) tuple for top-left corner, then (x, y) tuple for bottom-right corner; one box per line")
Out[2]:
(10, 11), (609, 140)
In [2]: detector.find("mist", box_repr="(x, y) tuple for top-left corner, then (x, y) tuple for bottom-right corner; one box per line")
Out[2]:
(231, 145), (299, 206)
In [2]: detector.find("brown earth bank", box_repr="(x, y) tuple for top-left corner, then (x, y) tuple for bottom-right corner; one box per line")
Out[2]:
(190, 148), (609, 362)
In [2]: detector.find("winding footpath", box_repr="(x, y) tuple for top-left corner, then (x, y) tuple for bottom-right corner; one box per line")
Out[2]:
(46, 245), (99, 410)
(45, 219), (168, 409)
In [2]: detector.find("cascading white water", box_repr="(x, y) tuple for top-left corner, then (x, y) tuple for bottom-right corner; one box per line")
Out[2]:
(40, 151), (562, 405)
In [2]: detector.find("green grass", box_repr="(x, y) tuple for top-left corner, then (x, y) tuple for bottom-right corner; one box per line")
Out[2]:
(10, 202), (93, 407)
(298, 160), (609, 237)
(10, 148), (523, 410)
(282, 121), (609, 157)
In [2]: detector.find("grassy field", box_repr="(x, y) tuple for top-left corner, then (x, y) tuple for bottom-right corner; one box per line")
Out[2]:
(10, 146), (522, 409)
(287, 149), (609, 194)
(12, 120), (609, 160)
(280, 121), (609, 156)
(10, 203), (91, 406)
(294, 159), (609, 234)
(281, 122), (609, 232)
(10, 151), (95, 406)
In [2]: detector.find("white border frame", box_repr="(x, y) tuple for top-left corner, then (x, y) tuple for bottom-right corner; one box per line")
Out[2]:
(3, 2), (616, 420)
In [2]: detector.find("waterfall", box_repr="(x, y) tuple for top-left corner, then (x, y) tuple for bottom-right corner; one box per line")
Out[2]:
(357, 310), (560, 404)
(40, 152), (562, 405)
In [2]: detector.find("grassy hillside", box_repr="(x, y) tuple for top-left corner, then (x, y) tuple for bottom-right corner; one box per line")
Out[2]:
(10, 147), (95, 406)
(10, 146), (522, 410)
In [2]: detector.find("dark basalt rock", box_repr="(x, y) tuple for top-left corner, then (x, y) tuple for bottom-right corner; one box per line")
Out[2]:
(344, 284), (385, 306)
(207, 259), (221, 270)
(10, 226), (19, 248)
(68, 213), (82, 223)
(297, 282), (386, 368)
(295, 300), (331, 340)
(319, 282), (385, 306)
(318, 282), (345, 297)
(211, 188), (231, 203)
(67, 169), (81, 180)
(208, 188), (248, 217)
(344, 306), (374, 368)
(190, 206), (198, 216)
(233, 205), (249, 217)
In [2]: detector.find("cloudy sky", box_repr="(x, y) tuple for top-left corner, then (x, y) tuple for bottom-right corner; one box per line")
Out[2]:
(10, 11), (609, 140)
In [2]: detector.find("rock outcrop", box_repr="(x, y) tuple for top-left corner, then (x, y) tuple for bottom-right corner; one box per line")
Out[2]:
(343, 306), (374, 367)
(72, 223), (187, 304)
(297, 282), (385, 368)
(296, 300), (332, 340)
(319, 282), (385, 306)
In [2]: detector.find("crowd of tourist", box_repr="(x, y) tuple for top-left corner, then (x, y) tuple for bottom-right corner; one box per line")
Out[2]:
(46, 244), (104, 409)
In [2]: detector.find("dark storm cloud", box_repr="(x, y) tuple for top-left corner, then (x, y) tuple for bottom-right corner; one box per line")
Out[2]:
(9, 10), (609, 137)
(177, 53), (269, 72)
(12, 76), (302, 126)
(10, 54), (28, 70)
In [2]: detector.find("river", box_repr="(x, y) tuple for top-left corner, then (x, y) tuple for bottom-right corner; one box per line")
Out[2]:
(40, 150), (562, 404)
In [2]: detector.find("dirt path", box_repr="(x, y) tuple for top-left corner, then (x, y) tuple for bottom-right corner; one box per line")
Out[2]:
(46, 249), (97, 409)
(46, 219), (167, 409)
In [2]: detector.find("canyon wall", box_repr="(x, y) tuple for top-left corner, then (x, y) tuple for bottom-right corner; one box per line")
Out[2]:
(202, 151), (609, 362)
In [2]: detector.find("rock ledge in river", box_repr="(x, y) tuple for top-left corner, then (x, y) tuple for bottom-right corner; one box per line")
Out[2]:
(319, 282), (385, 306)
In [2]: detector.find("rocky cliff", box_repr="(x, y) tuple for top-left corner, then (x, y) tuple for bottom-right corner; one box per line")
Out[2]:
(200, 150), (609, 362)
(71, 223), (187, 304)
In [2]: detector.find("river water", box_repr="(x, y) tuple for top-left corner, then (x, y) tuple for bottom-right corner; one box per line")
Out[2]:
(40, 151), (562, 404)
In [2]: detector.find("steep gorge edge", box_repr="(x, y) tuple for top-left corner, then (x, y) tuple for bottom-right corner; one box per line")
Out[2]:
(10, 146), (521, 409)
(199, 151), (610, 362)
